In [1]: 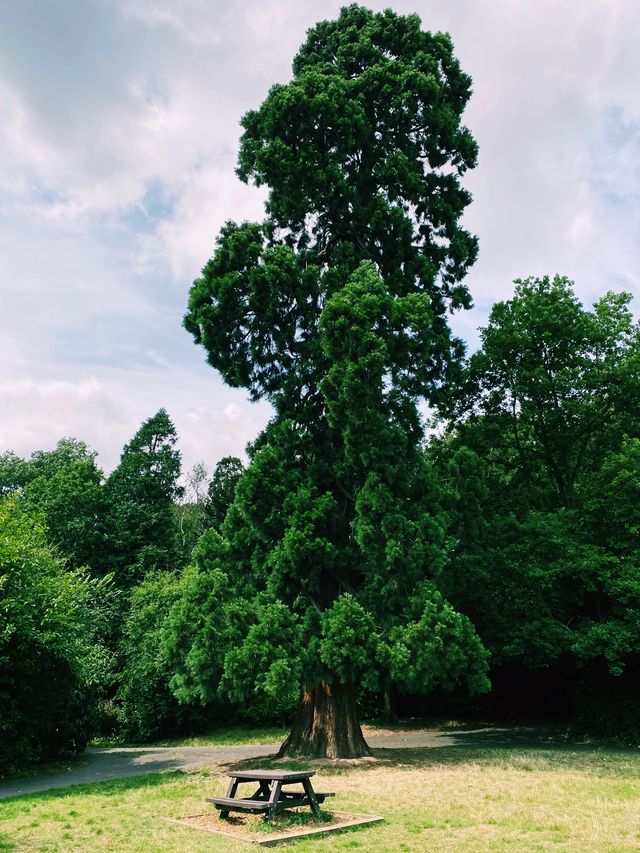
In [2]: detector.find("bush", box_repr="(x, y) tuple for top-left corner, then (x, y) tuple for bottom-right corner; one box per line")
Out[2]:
(118, 570), (215, 741)
(570, 659), (640, 745)
(0, 497), (102, 773)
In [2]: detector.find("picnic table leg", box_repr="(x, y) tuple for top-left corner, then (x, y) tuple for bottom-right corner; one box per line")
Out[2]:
(266, 780), (282, 822)
(249, 780), (271, 800)
(219, 778), (239, 819)
(302, 778), (321, 818)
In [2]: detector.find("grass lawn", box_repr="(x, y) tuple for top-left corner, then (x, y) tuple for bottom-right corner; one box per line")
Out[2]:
(2, 745), (640, 851)
(92, 723), (290, 749)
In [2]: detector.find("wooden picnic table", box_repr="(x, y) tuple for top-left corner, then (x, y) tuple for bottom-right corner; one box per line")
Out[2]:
(206, 769), (334, 821)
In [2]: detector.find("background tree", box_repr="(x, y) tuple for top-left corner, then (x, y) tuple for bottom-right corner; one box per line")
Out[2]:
(205, 456), (244, 530)
(118, 570), (214, 741)
(181, 5), (487, 758)
(0, 496), (107, 771)
(175, 461), (210, 564)
(103, 409), (182, 587)
(175, 457), (245, 563)
(433, 277), (640, 735)
(0, 439), (105, 571)
(0, 451), (31, 495)
(447, 276), (640, 506)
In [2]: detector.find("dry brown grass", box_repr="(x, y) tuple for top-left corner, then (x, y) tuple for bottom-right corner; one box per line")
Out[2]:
(2, 743), (640, 851)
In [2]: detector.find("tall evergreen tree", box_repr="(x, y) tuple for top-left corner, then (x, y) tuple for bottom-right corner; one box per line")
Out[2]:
(205, 456), (244, 531)
(104, 409), (182, 586)
(180, 5), (488, 757)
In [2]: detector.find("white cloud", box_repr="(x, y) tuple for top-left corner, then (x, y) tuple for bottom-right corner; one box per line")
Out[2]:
(139, 162), (267, 280)
(0, 376), (127, 471)
(0, 0), (639, 471)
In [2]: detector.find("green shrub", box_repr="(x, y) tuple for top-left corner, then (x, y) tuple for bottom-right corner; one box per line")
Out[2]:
(0, 496), (102, 773)
(118, 570), (215, 741)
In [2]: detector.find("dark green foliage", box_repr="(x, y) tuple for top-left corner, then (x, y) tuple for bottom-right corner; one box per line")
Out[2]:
(174, 271), (490, 744)
(118, 571), (213, 741)
(0, 439), (105, 571)
(571, 659), (640, 743)
(585, 438), (640, 554)
(236, 4), (478, 301)
(0, 451), (30, 495)
(0, 497), (107, 772)
(180, 7), (488, 754)
(436, 276), (640, 734)
(104, 409), (182, 586)
(185, 6), (478, 415)
(205, 456), (244, 530)
(448, 276), (640, 506)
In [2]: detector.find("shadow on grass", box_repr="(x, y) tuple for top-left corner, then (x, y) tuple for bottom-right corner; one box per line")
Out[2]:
(224, 724), (640, 778)
(0, 771), (187, 806)
(0, 753), (89, 784)
(419, 724), (640, 756)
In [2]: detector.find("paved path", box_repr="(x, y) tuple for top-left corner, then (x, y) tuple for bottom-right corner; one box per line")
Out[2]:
(0, 744), (278, 800)
(0, 727), (556, 800)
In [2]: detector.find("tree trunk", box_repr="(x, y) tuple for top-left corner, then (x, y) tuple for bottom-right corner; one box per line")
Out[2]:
(382, 679), (396, 723)
(278, 681), (371, 759)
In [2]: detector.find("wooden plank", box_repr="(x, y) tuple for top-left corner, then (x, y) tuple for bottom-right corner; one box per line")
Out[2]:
(227, 770), (315, 782)
(205, 797), (270, 812)
(257, 813), (385, 847)
(302, 778), (321, 818)
(218, 777), (239, 819)
(266, 780), (282, 821)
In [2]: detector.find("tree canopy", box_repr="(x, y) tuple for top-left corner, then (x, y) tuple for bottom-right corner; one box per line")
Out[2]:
(446, 276), (640, 506)
(180, 5), (488, 757)
(432, 276), (640, 735)
(0, 496), (106, 770)
(103, 409), (182, 586)
(0, 439), (105, 570)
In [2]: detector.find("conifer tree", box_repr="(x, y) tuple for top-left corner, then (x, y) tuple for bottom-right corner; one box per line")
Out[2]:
(180, 5), (488, 757)
(104, 409), (182, 586)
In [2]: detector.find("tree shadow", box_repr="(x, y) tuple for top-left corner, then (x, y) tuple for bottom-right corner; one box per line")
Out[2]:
(0, 770), (186, 804)
(223, 724), (640, 777)
(0, 753), (89, 784)
(404, 723), (640, 755)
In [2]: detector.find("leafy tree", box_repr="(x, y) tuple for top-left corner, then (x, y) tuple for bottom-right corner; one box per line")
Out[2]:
(0, 451), (30, 495)
(585, 438), (640, 555)
(449, 276), (640, 506)
(205, 456), (244, 530)
(175, 461), (210, 564)
(0, 440), (105, 571)
(0, 496), (107, 771)
(175, 457), (245, 563)
(104, 409), (182, 586)
(433, 278), (640, 734)
(118, 570), (213, 741)
(180, 6), (488, 758)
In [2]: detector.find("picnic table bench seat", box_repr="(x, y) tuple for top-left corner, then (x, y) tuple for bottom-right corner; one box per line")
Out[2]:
(206, 791), (334, 812)
(205, 796), (271, 813)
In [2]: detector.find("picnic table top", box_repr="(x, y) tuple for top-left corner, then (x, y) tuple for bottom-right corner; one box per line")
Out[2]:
(227, 769), (316, 782)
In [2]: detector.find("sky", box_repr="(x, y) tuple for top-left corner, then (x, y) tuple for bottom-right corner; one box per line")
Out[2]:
(1, 0), (639, 476)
